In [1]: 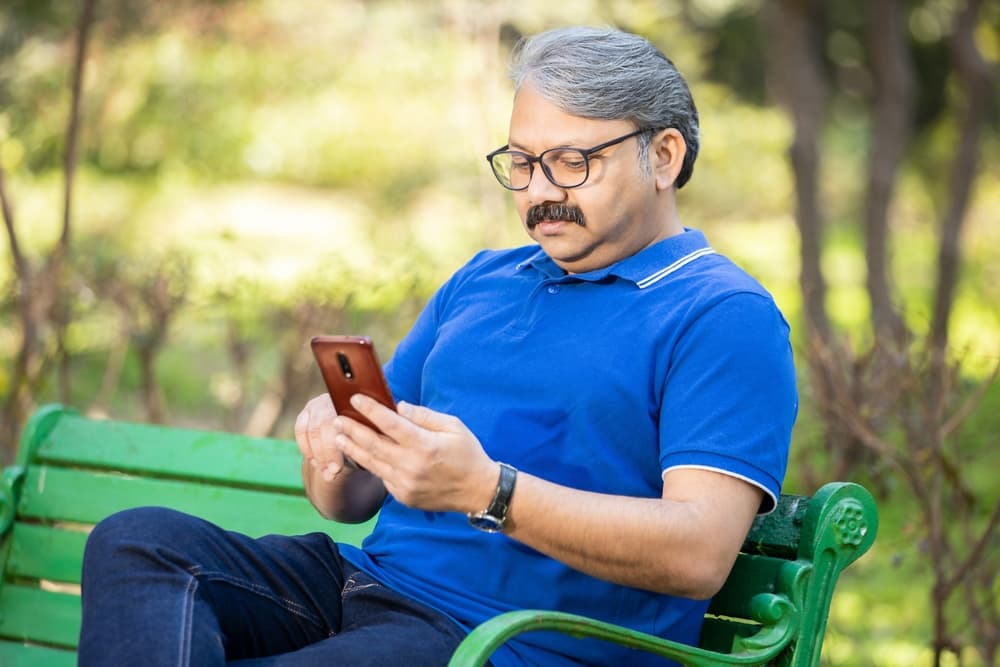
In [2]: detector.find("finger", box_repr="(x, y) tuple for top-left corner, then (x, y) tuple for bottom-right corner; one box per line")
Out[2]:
(349, 395), (421, 443)
(321, 460), (343, 482)
(333, 409), (405, 476)
(335, 431), (394, 481)
(293, 408), (315, 460)
(396, 401), (462, 433)
(295, 394), (338, 464)
(317, 419), (344, 475)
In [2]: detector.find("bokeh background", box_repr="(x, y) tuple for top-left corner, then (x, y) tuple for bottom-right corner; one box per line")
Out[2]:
(1, 1), (998, 665)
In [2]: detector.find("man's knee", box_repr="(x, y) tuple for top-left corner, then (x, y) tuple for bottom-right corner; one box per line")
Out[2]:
(83, 506), (200, 571)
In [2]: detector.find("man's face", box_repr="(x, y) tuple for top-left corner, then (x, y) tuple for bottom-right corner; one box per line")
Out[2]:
(506, 85), (672, 274)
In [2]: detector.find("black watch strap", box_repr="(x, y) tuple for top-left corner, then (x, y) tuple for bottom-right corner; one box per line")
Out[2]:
(467, 463), (517, 533)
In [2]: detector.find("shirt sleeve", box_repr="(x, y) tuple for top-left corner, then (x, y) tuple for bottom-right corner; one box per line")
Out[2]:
(658, 291), (798, 513)
(383, 292), (442, 405)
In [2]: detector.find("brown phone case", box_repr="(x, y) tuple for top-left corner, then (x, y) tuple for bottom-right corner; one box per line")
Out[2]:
(310, 335), (396, 434)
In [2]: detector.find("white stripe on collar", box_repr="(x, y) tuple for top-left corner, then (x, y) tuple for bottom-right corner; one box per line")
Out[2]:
(636, 247), (716, 289)
(515, 248), (549, 271)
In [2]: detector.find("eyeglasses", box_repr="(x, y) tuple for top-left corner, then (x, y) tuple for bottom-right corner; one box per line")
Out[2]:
(486, 128), (652, 191)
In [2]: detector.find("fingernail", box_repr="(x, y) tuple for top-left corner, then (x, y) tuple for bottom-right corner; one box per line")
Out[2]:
(397, 401), (412, 416)
(350, 394), (363, 408)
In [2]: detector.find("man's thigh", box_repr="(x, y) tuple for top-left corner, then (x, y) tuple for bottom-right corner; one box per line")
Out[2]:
(190, 526), (353, 659)
(229, 570), (471, 667)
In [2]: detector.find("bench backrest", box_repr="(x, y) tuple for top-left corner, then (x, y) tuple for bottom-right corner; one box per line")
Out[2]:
(1, 405), (877, 666)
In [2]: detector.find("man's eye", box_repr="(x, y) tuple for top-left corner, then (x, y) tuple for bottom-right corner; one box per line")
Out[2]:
(510, 158), (531, 172)
(558, 156), (587, 171)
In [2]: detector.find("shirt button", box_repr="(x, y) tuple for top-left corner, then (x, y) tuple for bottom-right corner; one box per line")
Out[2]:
(547, 285), (560, 294)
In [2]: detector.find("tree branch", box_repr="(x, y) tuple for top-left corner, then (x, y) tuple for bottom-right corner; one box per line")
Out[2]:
(0, 166), (27, 281)
(59, 0), (98, 254)
(940, 501), (1000, 601)
(941, 359), (1000, 440)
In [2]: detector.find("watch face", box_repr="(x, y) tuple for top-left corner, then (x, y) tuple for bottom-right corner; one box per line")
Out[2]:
(468, 512), (504, 533)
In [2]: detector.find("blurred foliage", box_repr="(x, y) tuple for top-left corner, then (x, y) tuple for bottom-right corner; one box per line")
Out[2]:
(1, 0), (999, 664)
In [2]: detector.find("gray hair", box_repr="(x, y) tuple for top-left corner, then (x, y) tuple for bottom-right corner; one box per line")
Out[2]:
(509, 26), (699, 188)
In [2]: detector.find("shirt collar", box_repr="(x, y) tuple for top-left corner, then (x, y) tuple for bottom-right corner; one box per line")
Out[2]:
(516, 229), (715, 288)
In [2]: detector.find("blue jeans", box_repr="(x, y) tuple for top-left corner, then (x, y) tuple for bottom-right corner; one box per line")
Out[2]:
(79, 507), (472, 666)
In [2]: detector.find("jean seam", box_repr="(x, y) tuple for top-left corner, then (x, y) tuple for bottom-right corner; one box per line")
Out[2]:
(188, 566), (326, 630)
(341, 574), (384, 599)
(178, 574), (196, 667)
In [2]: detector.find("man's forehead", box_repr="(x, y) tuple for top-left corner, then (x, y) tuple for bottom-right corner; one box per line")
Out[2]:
(507, 93), (630, 151)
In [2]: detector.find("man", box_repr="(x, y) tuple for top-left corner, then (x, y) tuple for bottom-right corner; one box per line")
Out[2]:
(80, 26), (796, 667)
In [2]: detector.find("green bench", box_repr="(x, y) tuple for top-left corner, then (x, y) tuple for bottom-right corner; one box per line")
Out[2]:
(1, 404), (878, 666)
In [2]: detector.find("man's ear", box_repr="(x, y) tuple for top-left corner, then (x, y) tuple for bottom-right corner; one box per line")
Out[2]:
(650, 128), (686, 191)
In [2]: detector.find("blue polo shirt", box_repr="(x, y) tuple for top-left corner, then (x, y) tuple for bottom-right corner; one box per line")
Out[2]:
(338, 229), (797, 666)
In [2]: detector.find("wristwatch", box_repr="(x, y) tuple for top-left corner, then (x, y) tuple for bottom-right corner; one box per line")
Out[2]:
(467, 462), (517, 533)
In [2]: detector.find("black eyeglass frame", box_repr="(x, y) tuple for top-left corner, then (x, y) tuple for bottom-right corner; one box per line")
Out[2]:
(485, 127), (655, 191)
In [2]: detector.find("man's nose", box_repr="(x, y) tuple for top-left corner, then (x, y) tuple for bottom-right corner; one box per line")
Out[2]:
(525, 164), (567, 205)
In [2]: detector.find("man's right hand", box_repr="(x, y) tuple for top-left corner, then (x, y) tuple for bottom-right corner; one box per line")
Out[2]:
(293, 393), (386, 522)
(294, 393), (348, 481)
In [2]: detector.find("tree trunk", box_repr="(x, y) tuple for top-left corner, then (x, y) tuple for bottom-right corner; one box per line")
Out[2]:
(760, 0), (832, 349)
(0, 0), (99, 458)
(0, 166), (34, 463)
(137, 346), (165, 424)
(864, 0), (913, 341)
(929, 0), (994, 357)
(52, 0), (99, 403)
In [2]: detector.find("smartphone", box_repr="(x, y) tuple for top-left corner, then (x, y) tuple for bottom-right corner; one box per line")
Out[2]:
(310, 335), (396, 435)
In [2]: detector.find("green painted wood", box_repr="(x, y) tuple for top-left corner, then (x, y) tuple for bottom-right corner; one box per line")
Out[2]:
(741, 493), (809, 559)
(0, 641), (76, 667)
(14, 404), (72, 469)
(707, 553), (786, 619)
(0, 584), (80, 649)
(17, 466), (375, 544)
(698, 617), (758, 654)
(35, 412), (304, 491)
(7, 523), (88, 584)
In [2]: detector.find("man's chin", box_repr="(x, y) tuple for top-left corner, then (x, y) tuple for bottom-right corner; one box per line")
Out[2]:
(532, 236), (595, 271)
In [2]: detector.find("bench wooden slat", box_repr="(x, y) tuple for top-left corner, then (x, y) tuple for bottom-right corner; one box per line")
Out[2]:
(740, 493), (808, 559)
(0, 584), (79, 648)
(8, 523), (87, 584)
(698, 616), (759, 654)
(35, 413), (303, 491)
(0, 641), (76, 667)
(17, 466), (376, 544)
(701, 554), (804, 654)
(707, 553), (785, 617)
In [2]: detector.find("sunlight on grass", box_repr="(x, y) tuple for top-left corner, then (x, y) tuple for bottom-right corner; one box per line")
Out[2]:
(147, 182), (377, 290)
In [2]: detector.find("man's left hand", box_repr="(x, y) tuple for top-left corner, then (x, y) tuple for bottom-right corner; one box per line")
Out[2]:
(333, 395), (498, 514)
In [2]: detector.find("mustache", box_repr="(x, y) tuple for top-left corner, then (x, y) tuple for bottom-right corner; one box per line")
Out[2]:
(526, 203), (586, 230)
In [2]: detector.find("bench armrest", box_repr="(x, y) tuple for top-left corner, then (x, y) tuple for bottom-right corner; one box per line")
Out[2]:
(447, 482), (879, 667)
(447, 590), (800, 667)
